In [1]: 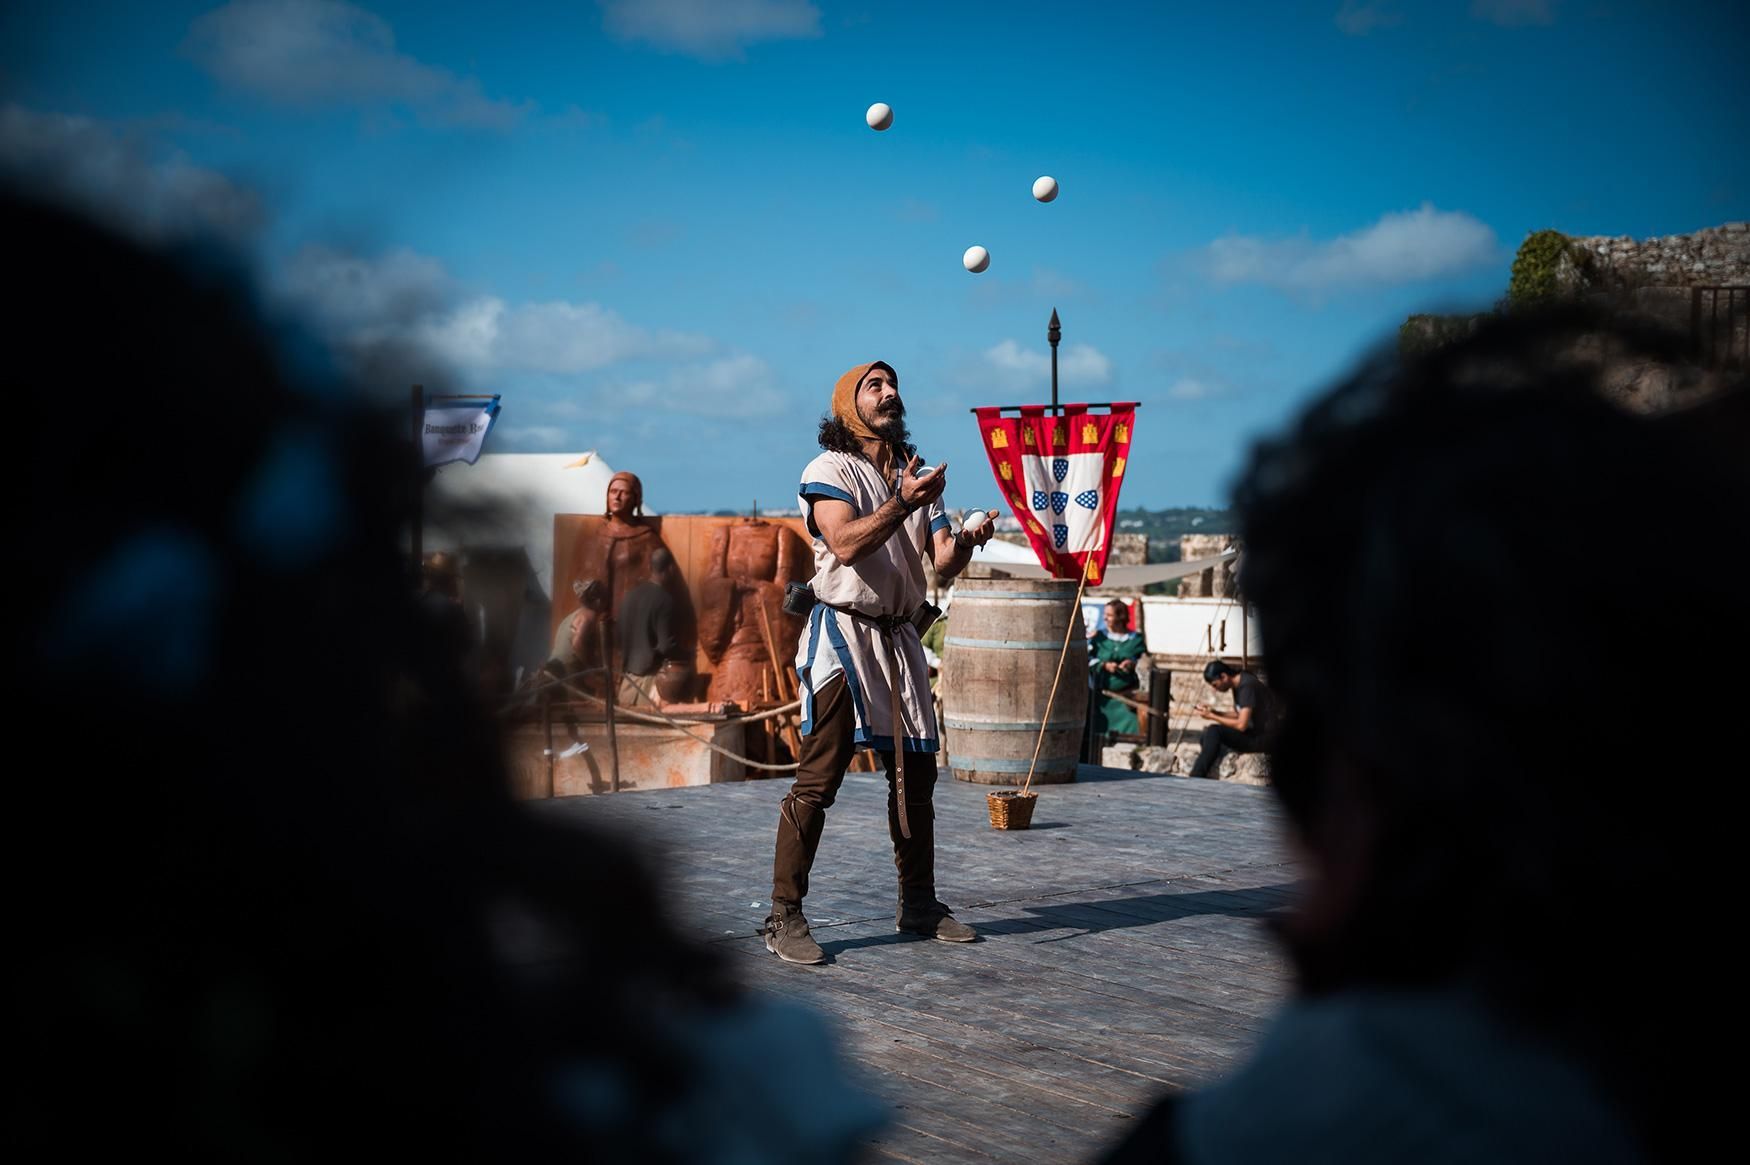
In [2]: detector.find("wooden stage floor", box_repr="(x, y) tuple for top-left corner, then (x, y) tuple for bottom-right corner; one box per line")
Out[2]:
(539, 765), (1302, 1164)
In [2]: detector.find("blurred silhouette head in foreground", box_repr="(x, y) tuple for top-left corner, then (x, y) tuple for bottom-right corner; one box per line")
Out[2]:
(9, 189), (879, 1161)
(1105, 308), (1744, 1165)
(1232, 308), (1744, 1160)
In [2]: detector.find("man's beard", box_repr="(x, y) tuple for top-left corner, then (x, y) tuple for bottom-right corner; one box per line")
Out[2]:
(862, 400), (910, 447)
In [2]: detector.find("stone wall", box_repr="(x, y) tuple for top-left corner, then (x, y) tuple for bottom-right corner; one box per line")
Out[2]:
(1403, 221), (1748, 410)
(1560, 222), (1750, 292)
(1177, 533), (1237, 597)
(1109, 531), (1148, 566)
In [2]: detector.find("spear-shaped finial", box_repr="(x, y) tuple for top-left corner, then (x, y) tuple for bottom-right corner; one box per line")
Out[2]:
(1048, 308), (1061, 414)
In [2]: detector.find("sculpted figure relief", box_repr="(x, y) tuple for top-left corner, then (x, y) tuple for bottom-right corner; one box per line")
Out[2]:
(698, 518), (810, 707)
(565, 471), (696, 696)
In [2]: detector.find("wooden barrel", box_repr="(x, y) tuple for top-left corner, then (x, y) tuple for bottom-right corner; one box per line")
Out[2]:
(940, 577), (1088, 785)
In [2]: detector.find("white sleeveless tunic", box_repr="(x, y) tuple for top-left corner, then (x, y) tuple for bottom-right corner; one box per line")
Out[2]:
(794, 451), (948, 754)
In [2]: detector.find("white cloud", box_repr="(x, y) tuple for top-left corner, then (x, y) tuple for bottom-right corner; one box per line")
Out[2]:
(616, 353), (788, 418)
(0, 104), (264, 244)
(488, 300), (716, 372)
(984, 340), (1113, 386)
(1471, 0), (1556, 27)
(281, 244), (453, 330)
(278, 246), (718, 375)
(599, 0), (822, 61)
(1205, 203), (1499, 291)
(1166, 378), (1218, 401)
(184, 0), (530, 129)
(1335, 1), (1402, 35)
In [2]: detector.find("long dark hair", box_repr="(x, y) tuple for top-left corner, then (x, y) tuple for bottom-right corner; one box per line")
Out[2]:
(816, 414), (916, 462)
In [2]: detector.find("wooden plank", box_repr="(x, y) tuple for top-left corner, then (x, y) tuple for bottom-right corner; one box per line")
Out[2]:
(536, 765), (1300, 1165)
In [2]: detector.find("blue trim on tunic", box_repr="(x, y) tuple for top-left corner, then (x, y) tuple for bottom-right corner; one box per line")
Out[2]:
(819, 612), (936, 754)
(797, 602), (826, 735)
(799, 480), (856, 538)
(820, 611), (871, 734)
(929, 514), (951, 535)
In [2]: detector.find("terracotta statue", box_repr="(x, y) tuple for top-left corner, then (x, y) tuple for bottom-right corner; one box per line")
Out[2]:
(698, 518), (810, 706)
(565, 470), (695, 684)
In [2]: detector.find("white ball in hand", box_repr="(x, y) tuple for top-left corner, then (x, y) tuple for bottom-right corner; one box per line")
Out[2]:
(962, 245), (990, 274)
(1032, 175), (1059, 202)
(866, 103), (893, 131)
(963, 509), (989, 533)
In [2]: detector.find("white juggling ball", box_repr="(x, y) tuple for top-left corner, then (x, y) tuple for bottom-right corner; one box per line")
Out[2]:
(962, 245), (990, 274)
(1032, 175), (1059, 202)
(865, 103), (893, 131)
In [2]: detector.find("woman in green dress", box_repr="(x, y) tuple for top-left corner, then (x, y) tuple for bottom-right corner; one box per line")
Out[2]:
(1090, 599), (1146, 738)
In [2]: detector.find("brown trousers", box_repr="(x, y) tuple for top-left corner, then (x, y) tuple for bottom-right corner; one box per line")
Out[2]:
(770, 675), (938, 908)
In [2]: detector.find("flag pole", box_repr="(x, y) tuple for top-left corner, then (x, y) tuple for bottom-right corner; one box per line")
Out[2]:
(1048, 308), (1061, 418)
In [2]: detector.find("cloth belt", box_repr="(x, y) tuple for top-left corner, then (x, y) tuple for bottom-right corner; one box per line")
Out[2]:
(820, 600), (914, 840)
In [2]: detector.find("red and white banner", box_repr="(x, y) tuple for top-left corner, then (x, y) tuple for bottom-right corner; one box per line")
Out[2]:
(974, 403), (1137, 585)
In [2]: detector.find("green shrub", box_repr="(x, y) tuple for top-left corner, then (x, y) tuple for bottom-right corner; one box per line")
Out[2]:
(1399, 312), (1489, 357)
(1509, 229), (1572, 306)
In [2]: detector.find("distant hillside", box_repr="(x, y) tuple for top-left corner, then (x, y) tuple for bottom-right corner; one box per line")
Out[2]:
(1114, 507), (1238, 563)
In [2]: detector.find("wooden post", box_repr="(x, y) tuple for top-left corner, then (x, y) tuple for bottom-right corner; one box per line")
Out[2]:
(1242, 603), (1250, 672)
(541, 687), (556, 798)
(1148, 670), (1172, 747)
(598, 620), (620, 793)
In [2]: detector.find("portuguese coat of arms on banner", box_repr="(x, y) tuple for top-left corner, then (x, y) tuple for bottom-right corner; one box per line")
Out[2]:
(973, 402), (1137, 585)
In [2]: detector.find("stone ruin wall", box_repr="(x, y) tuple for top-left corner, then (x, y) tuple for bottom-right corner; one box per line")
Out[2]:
(1560, 222), (1750, 291)
(1176, 533), (1236, 598)
(1400, 222), (1750, 414)
(1559, 223), (1749, 413)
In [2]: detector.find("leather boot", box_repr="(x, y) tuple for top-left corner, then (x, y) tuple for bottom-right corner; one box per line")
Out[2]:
(771, 793), (826, 906)
(896, 889), (976, 942)
(763, 901), (826, 965)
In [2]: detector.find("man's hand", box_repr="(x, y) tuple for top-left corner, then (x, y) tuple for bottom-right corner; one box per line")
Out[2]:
(956, 513), (997, 551)
(1103, 661), (1120, 673)
(897, 455), (948, 511)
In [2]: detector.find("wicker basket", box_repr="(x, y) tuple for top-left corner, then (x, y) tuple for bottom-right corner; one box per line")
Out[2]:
(986, 789), (1038, 830)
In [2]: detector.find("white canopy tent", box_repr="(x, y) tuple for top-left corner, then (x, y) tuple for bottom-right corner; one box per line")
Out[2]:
(964, 540), (1239, 590)
(425, 451), (645, 683)
(425, 450), (639, 600)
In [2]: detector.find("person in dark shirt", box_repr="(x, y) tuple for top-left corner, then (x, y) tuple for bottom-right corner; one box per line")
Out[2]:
(617, 548), (690, 705)
(1188, 659), (1271, 779)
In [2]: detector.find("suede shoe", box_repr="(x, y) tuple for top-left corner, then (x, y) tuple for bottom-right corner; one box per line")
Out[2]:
(896, 897), (977, 942)
(764, 903), (826, 965)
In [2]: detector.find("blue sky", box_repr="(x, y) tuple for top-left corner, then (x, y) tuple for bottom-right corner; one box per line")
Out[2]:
(4, 0), (1745, 511)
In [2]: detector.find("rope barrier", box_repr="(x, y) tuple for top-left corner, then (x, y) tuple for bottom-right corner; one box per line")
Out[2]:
(506, 671), (804, 773)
